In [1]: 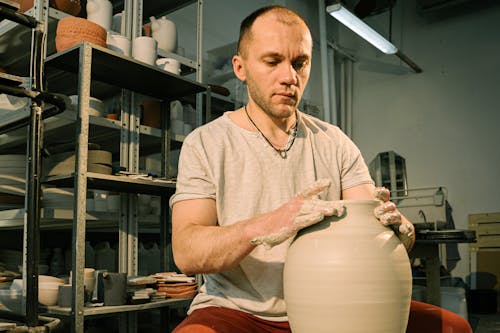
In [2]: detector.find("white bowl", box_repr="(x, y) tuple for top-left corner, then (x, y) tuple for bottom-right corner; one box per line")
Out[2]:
(39, 282), (63, 306)
(39, 275), (65, 284)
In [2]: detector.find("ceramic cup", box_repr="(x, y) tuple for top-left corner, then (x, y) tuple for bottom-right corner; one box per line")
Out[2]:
(57, 284), (72, 307)
(156, 58), (180, 74)
(98, 272), (127, 306)
(112, 11), (123, 34)
(171, 119), (184, 135)
(106, 33), (131, 56)
(183, 123), (193, 135)
(170, 100), (183, 121)
(132, 36), (157, 65)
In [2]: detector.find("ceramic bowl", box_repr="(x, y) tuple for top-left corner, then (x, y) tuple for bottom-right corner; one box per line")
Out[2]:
(39, 281), (63, 306)
(39, 275), (65, 284)
(56, 17), (107, 52)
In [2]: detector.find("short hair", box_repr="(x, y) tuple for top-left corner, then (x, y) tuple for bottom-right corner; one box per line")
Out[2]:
(236, 5), (309, 56)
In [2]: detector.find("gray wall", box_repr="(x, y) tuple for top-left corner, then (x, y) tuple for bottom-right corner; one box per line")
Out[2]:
(170, 0), (499, 280)
(335, 0), (500, 279)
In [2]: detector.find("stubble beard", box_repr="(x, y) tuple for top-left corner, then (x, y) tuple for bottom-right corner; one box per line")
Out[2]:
(246, 80), (298, 120)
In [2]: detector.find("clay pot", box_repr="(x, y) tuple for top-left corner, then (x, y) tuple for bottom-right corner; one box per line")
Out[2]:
(86, 0), (112, 31)
(284, 199), (412, 333)
(150, 16), (177, 52)
(55, 17), (107, 52)
(12, 0), (33, 13)
(141, 99), (161, 128)
(50, 0), (81, 16)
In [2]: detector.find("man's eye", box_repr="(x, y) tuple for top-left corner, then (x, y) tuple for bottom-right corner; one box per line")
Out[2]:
(265, 60), (279, 66)
(293, 60), (308, 70)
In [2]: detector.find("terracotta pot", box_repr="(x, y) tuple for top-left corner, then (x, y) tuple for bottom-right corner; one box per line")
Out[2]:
(284, 199), (412, 333)
(55, 17), (107, 52)
(141, 99), (162, 128)
(50, 0), (81, 16)
(12, 0), (34, 12)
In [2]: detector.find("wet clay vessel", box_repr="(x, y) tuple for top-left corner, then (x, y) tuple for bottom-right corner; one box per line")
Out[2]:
(284, 199), (412, 333)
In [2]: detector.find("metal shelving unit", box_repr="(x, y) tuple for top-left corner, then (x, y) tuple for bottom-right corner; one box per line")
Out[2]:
(0, 0), (209, 331)
(42, 40), (207, 332)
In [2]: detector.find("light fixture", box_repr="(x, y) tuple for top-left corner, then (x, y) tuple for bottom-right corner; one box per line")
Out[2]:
(326, 3), (397, 54)
(326, 2), (423, 73)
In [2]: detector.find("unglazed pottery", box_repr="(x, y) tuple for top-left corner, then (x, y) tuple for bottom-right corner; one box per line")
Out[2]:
(284, 199), (412, 333)
(50, 0), (81, 16)
(13, 0), (33, 12)
(86, 0), (112, 31)
(55, 17), (107, 52)
(132, 36), (157, 65)
(150, 16), (177, 52)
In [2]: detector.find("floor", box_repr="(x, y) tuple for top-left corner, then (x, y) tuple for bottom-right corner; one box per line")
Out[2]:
(469, 312), (500, 333)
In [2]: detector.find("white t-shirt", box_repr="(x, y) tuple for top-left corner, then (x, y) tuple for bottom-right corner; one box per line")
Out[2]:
(169, 111), (374, 321)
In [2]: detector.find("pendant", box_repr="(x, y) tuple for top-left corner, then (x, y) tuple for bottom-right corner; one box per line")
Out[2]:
(279, 150), (287, 159)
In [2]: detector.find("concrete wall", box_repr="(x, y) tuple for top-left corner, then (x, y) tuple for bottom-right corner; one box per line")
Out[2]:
(170, 0), (500, 280)
(335, 0), (500, 279)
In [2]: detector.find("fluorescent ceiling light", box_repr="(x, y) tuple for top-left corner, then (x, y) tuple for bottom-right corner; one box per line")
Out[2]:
(326, 3), (398, 54)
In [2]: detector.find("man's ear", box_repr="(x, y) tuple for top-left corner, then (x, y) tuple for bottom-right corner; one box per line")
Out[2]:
(232, 54), (246, 82)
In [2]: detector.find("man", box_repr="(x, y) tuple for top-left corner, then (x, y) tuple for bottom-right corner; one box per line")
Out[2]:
(169, 5), (447, 333)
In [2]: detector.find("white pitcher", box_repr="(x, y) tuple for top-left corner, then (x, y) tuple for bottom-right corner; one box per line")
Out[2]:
(150, 16), (177, 52)
(87, 0), (113, 31)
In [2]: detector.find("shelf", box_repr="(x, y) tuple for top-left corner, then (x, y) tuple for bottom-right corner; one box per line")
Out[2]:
(0, 111), (125, 153)
(43, 172), (176, 195)
(43, 297), (192, 317)
(44, 43), (207, 101)
(0, 208), (161, 230)
(112, 0), (197, 18)
(157, 48), (197, 74)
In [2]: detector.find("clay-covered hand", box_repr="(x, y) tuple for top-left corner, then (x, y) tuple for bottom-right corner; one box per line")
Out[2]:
(373, 187), (414, 248)
(250, 179), (345, 249)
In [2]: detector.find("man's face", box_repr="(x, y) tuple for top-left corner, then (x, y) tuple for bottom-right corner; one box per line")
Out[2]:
(234, 13), (313, 119)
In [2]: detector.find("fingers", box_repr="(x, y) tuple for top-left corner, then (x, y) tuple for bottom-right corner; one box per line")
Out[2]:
(378, 212), (402, 226)
(374, 201), (397, 218)
(374, 187), (390, 202)
(399, 223), (414, 238)
(300, 199), (345, 217)
(294, 211), (325, 229)
(374, 201), (401, 226)
(250, 227), (295, 249)
(296, 179), (331, 199)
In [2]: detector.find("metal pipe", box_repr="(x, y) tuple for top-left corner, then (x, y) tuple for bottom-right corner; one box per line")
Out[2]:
(25, 21), (45, 328)
(318, 0), (331, 123)
(396, 50), (423, 73)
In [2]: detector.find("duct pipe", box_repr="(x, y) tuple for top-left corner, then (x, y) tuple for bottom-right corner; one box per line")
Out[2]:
(318, 0), (331, 123)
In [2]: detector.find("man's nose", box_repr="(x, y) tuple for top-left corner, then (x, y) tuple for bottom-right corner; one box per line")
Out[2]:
(279, 63), (298, 85)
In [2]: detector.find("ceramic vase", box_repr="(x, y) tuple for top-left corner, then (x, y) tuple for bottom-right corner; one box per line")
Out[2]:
(86, 0), (112, 31)
(284, 199), (412, 333)
(150, 16), (177, 52)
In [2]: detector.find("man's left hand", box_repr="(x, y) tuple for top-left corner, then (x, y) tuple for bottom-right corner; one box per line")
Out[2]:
(373, 187), (415, 251)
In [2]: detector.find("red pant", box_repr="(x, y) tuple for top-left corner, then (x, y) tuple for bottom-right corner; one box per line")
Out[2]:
(172, 301), (472, 333)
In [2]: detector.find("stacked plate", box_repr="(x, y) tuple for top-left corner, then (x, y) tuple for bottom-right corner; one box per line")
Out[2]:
(42, 187), (74, 209)
(151, 272), (197, 299)
(68, 95), (105, 117)
(0, 155), (26, 197)
(44, 150), (113, 176)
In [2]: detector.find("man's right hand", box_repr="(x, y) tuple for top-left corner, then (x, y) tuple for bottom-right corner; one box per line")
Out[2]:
(250, 179), (344, 249)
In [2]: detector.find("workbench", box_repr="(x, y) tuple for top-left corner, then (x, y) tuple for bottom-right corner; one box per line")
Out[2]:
(410, 230), (476, 306)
